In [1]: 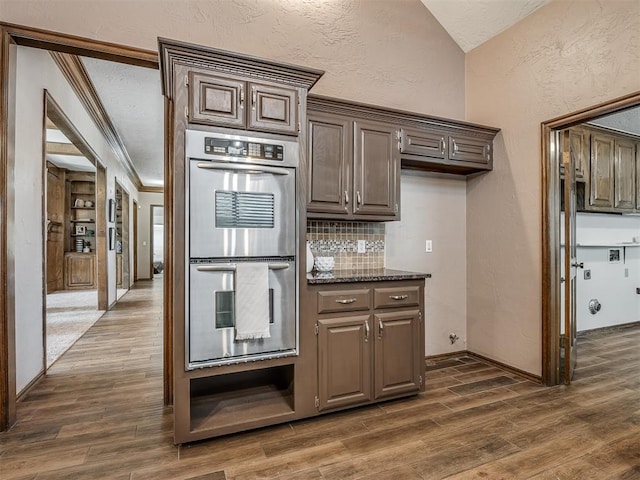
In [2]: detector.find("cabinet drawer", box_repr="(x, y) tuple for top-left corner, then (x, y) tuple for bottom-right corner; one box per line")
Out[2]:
(373, 286), (420, 309)
(317, 289), (371, 314)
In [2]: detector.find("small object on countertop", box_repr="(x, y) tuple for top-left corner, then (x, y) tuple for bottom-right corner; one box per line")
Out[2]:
(314, 256), (334, 272)
(306, 242), (314, 273)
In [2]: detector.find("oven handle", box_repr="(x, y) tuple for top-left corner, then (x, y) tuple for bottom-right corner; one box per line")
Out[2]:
(196, 162), (290, 175)
(196, 263), (290, 272)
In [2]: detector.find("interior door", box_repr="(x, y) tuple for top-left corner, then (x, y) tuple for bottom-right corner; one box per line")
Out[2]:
(46, 164), (65, 293)
(562, 130), (578, 384)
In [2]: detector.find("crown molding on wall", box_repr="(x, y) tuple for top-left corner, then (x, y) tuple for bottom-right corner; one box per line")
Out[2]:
(139, 185), (164, 193)
(49, 51), (144, 191)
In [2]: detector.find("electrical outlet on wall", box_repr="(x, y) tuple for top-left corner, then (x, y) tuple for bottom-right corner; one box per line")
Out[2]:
(357, 240), (366, 254)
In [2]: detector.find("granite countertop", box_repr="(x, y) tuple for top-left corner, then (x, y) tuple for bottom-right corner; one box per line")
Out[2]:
(306, 268), (432, 284)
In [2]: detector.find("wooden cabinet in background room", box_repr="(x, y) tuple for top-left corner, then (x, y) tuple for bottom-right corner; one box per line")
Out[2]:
(560, 127), (589, 181)
(313, 280), (424, 413)
(306, 112), (400, 221)
(64, 252), (96, 289)
(188, 71), (298, 135)
(589, 133), (615, 209)
(613, 138), (636, 211)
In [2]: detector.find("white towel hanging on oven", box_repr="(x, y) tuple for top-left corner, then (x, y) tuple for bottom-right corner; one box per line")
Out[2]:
(234, 262), (271, 341)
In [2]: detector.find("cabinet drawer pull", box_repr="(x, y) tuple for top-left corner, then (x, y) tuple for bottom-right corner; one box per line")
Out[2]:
(440, 138), (445, 153)
(335, 298), (357, 304)
(364, 321), (370, 342)
(389, 294), (409, 300)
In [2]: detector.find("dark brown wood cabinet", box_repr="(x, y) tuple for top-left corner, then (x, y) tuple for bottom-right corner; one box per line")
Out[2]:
(317, 315), (372, 410)
(188, 71), (298, 135)
(561, 127), (588, 181)
(374, 309), (422, 399)
(353, 120), (400, 218)
(307, 113), (351, 215)
(313, 280), (425, 413)
(306, 111), (400, 221)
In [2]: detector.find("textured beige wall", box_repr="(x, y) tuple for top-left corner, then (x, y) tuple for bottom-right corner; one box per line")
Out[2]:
(465, 0), (640, 375)
(0, 0), (465, 119)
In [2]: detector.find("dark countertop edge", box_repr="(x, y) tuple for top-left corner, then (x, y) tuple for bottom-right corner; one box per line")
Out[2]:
(306, 269), (432, 285)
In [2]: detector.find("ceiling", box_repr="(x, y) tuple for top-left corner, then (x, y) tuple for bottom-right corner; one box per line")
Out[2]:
(420, 0), (550, 52)
(68, 1), (637, 188)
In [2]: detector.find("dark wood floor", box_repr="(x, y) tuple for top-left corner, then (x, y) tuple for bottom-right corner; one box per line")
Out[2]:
(1, 279), (639, 479)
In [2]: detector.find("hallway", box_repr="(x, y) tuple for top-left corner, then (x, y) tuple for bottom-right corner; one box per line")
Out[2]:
(0, 279), (638, 479)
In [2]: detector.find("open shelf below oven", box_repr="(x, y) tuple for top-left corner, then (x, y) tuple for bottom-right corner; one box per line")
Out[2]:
(189, 364), (295, 434)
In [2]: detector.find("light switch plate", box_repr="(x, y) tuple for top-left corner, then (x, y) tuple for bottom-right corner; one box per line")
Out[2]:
(357, 240), (366, 254)
(425, 240), (433, 253)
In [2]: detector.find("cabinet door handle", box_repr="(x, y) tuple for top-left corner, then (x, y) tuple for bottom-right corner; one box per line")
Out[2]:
(389, 294), (408, 300)
(344, 190), (349, 205)
(251, 87), (257, 109)
(364, 321), (370, 342)
(440, 138), (445, 154)
(239, 87), (245, 108)
(356, 191), (362, 206)
(335, 298), (357, 304)
(378, 320), (384, 340)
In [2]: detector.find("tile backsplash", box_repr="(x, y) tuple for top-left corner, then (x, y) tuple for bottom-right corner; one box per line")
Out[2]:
(307, 221), (385, 271)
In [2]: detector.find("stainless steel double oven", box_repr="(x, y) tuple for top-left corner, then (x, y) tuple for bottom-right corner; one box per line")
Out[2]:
(185, 129), (299, 369)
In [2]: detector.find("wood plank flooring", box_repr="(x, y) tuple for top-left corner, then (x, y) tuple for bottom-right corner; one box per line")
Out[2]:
(1, 279), (639, 479)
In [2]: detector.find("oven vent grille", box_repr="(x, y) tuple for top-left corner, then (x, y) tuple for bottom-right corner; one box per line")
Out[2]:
(215, 191), (275, 228)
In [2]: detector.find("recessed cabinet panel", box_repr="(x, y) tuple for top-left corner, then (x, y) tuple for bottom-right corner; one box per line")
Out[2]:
(374, 310), (421, 400)
(614, 138), (636, 210)
(65, 253), (95, 289)
(248, 83), (298, 135)
(590, 133), (615, 209)
(449, 136), (491, 165)
(189, 72), (245, 128)
(307, 114), (351, 215)
(353, 120), (399, 218)
(400, 128), (446, 159)
(317, 316), (373, 411)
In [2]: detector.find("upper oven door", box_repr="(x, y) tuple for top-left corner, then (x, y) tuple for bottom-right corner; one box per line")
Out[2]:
(188, 159), (296, 258)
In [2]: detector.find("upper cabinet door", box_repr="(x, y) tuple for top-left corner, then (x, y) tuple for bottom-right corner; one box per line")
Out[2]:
(353, 120), (400, 219)
(399, 128), (446, 160)
(448, 135), (491, 166)
(248, 82), (298, 135)
(589, 133), (615, 209)
(189, 72), (245, 129)
(614, 138), (636, 211)
(307, 113), (351, 216)
(570, 128), (589, 181)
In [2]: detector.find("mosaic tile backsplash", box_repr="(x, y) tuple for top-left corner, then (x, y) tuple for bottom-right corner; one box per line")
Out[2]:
(307, 221), (385, 271)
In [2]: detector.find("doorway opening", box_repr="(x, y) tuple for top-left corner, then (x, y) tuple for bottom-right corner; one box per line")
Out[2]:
(115, 180), (131, 297)
(43, 93), (109, 368)
(542, 92), (640, 385)
(151, 205), (164, 279)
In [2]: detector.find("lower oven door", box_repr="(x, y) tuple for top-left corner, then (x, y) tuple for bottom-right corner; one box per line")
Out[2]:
(187, 259), (297, 369)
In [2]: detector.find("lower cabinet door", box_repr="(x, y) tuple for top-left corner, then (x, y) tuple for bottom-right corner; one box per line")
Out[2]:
(374, 310), (422, 399)
(317, 315), (372, 411)
(65, 253), (96, 289)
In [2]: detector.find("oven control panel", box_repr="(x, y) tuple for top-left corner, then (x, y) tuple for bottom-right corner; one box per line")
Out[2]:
(204, 137), (284, 161)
